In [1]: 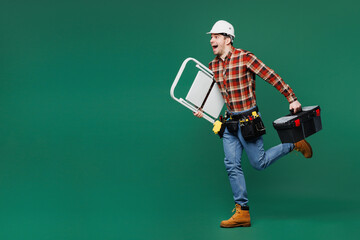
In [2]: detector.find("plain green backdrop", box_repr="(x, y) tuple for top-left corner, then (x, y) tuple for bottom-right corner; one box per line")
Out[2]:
(0, 0), (359, 239)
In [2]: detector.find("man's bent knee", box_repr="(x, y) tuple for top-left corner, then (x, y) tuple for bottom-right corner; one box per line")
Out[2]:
(250, 160), (266, 171)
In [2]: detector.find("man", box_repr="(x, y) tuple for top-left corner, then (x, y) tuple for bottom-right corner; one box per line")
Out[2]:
(194, 20), (313, 228)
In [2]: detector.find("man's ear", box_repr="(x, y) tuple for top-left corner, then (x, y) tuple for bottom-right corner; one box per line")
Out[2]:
(225, 37), (231, 46)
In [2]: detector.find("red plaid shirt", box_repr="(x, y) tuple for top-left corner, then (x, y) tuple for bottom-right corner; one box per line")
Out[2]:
(209, 46), (297, 112)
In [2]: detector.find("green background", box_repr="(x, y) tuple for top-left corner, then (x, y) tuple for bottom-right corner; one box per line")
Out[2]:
(0, 0), (359, 239)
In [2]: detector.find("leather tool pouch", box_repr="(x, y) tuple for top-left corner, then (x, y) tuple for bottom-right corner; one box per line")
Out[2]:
(226, 120), (239, 134)
(241, 117), (266, 141)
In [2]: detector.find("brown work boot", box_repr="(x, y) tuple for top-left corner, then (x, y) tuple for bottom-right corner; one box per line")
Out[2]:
(294, 139), (313, 158)
(220, 204), (251, 228)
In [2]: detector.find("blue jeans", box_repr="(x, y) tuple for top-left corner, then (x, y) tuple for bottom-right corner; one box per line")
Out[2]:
(223, 107), (294, 206)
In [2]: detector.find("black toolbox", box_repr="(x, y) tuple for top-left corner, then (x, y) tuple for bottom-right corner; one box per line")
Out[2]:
(273, 106), (322, 143)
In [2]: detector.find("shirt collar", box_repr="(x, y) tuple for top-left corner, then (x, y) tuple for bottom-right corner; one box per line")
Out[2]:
(217, 46), (235, 61)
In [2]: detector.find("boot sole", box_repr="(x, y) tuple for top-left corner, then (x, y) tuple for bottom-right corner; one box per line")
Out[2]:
(220, 223), (251, 228)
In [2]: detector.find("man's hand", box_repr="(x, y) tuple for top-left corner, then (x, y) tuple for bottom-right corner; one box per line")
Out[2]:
(290, 100), (302, 114)
(193, 109), (203, 118)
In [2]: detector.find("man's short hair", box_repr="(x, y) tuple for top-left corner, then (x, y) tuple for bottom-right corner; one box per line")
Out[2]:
(220, 33), (234, 45)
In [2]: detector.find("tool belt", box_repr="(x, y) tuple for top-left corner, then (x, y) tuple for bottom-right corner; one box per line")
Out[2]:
(214, 107), (266, 140)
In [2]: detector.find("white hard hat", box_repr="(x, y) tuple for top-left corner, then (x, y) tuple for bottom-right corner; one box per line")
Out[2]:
(207, 20), (235, 39)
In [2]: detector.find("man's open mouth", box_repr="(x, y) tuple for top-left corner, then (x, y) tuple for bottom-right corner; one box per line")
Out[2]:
(212, 45), (218, 50)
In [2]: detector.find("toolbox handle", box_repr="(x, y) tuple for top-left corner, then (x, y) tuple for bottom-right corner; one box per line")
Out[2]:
(290, 107), (320, 118)
(289, 108), (302, 115)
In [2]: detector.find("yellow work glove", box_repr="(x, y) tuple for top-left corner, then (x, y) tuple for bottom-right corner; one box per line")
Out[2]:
(213, 120), (223, 134)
